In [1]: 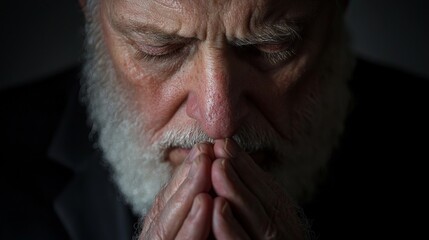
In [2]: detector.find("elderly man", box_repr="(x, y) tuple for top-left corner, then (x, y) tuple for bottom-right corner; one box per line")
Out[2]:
(1, 0), (427, 239)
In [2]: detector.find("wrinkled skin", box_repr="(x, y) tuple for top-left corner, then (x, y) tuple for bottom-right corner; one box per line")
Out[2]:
(91, 0), (342, 238)
(141, 139), (306, 239)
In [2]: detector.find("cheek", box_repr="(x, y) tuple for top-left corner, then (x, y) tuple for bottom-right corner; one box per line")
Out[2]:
(255, 45), (324, 139)
(118, 61), (188, 136)
(102, 27), (190, 136)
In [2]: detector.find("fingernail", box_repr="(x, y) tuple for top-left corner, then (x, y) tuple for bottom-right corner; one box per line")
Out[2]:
(186, 145), (200, 162)
(190, 197), (201, 216)
(189, 155), (201, 177)
(224, 138), (238, 157)
(221, 201), (231, 217)
(221, 158), (226, 169)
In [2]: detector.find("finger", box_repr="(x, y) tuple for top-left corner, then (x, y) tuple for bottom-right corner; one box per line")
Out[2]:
(212, 197), (250, 240)
(175, 193), (213, 240)
(211, 157), (271, 238)
(214, 138), (279, 210)
(162, 143), (215, 205)
(213, 138), (271, 184)
(143, 143), (214, 232)
(214, 139), (304, 239)
(148, 153), (212, 239)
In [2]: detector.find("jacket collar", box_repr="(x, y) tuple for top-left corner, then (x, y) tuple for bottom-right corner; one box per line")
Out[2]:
(48, 82), (137, 240)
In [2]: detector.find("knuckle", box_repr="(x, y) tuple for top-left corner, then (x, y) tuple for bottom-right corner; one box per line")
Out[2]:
(196, 142), (213, 156)
(263, 194), (281, 240)
(197, 142), (210, 151)
(262, 211), (280, 240)
(143, 219), (168, 240)
(264, 225), (278, 240)
(145, 193), (167, 226)
(153, 194), (164, 212)
(153, 223), (168, 240)
(141, 216), (161, 240)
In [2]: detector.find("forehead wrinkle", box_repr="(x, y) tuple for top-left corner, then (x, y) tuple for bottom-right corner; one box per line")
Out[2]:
(222, 0), (313, 41)
(107, 0), (185, 28)
(109, 16), (191, 43)
(152, 0), (183, 10)
(108, 0), (214, 42)
(106, 1), (194, 42)
(107, 0), (319, 44)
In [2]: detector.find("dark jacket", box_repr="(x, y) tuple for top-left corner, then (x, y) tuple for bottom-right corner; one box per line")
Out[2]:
(1, 60), (427, 239)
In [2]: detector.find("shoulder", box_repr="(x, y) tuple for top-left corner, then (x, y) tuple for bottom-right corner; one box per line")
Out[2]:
(0, 67), (80, 239)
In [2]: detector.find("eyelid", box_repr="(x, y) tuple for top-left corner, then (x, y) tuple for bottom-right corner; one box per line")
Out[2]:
(138, 44), (176, 56)
(133, 43), (193, 64)
(135, 36), (196, 54)
(253, 38), (301, 68)
(255, 42), (292, 53)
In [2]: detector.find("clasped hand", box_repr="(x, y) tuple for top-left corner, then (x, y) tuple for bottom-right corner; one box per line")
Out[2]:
(139, 139), (307, 240)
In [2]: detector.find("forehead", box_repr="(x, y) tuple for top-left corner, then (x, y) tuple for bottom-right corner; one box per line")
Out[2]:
(138, 0), (318, 11)
(104, 0), (322, 39)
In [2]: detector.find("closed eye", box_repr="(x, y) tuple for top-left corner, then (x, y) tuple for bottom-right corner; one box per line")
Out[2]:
(134, 43), (188, 61)
(256, 42), (291, 53)
(255, 41), (297, 65)
(236, 39), (298, 67)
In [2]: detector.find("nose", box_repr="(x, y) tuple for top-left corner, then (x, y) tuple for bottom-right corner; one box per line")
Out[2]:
(186, 47), (247, 139)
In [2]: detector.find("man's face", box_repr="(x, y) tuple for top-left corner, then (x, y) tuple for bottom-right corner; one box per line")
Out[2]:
(83, 0), (353, 215)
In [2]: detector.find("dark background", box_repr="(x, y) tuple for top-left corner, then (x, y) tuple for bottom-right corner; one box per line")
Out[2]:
(1, 0), (428, 89)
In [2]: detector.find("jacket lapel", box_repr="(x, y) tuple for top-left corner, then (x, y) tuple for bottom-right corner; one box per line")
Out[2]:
(48, 83), (137, 240)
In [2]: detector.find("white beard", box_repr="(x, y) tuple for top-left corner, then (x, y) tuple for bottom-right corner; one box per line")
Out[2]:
(81, 7), (354, 216)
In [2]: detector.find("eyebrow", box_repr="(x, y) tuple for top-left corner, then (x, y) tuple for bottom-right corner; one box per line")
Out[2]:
(111, 18), (302, 45)
(110, 19), (192, 44)
(232, 21), (303, 46)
